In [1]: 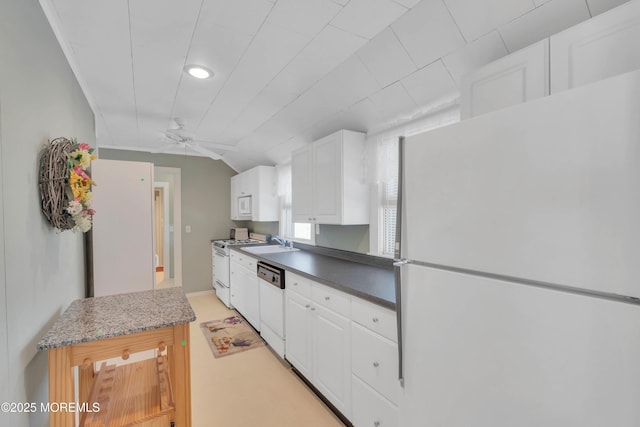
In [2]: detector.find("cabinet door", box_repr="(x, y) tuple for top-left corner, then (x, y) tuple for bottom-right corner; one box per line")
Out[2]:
(292, 146), (315, 223)
(285, 290), (313, 378)
(313, 304), (351, 419)
(243, 271), (260, 331)
(460, 39), (549, 119)
(313, 133), (342, 224)
(352, 376), (398, 427)
(230, 261), (244, 313)
(550, 0), (640, 93)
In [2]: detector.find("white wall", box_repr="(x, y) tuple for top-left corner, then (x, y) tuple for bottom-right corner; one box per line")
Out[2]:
(0, 0), (95, 425)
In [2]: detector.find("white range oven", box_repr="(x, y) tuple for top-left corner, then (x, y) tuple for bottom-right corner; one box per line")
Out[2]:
(212, 233), (267, 308)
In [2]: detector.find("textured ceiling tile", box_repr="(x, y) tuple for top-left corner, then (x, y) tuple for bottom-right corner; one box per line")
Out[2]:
(401, 60), (459, 107)
(357, 28), (417, 88)
(443, 0), (536, 41)
(331, 0), (408, 39)
(586, 0), (631, 15)
(266, 0), (343, 36)
(391, 0), (465, 68)
(498, 0), (591, 52)
(442, 31), (509, 85)
(368, 81), (418, 119)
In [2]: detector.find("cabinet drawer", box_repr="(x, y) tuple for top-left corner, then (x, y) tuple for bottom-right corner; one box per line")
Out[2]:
(352, 375), (398, 427)
(312, 283), (350, 317)
(230, 251), (257, 272)
(351, 298), (397, 343)
(351, 323), (401, 405)
(286, 271), (312, 298)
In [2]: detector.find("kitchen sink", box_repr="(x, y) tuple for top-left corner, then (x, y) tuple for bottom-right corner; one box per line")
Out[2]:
(241, 245), (300, 255)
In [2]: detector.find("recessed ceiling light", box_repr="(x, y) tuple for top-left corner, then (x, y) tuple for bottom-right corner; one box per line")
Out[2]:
(184, 64), (213, 79)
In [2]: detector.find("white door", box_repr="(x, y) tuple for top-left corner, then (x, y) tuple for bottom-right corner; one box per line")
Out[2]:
(291, 146), (314, 223)
(550, 0), (640, 93)
(312, 304), (351, 419)
(92, 159), (154, 296)
(460, 39), (549, 119)
(285, 291), (313, 378)
(312, 133), (342, 224)
(399, 264), (640, 427)
(230, 261), (244, 313)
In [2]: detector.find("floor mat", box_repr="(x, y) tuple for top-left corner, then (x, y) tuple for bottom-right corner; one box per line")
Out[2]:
(199, 315), (265, 358)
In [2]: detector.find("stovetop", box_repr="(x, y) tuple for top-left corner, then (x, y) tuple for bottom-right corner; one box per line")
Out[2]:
(213, 238), (266, 248)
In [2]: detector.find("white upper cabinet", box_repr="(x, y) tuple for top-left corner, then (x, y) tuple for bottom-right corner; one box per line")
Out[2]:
(550, 0), (640, 93)
(461, 39), (549, 119)
(461, 0), (640, 119)
(230, 165), (278, 222)
(292, 130), (369, 225)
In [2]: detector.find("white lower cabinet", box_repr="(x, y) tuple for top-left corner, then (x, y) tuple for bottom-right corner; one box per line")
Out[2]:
(351, 299), (399, 426)
(351, 323), (401, 405)
(230, 253), (260, 331)
(285, 289), (313, 378)
(284, 270), (399, 425)
(312, 304), (351, 419)
(352, 376), (398, 427)
(285, 273), (352, 419)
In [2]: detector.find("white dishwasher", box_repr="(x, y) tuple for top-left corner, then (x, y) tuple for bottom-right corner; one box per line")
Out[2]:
(257, 261), (285, 358)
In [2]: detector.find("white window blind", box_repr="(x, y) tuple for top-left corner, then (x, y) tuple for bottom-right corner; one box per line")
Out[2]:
(277, 163), (313, 244)
(368, 105), (460, 257)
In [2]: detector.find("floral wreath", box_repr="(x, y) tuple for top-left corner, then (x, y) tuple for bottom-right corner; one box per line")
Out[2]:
(39, 137), (97, 232)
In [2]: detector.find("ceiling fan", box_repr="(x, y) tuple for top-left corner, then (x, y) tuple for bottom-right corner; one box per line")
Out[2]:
(158, 118), (237, 160)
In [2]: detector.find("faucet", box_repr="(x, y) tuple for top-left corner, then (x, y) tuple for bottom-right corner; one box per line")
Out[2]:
(272, 236), (286, 247)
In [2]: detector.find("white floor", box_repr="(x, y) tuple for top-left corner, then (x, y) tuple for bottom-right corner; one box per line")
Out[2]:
(187, 291), (345, 427)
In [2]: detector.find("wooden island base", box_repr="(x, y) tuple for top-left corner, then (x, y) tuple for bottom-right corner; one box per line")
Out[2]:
(47, 323), (191, 427)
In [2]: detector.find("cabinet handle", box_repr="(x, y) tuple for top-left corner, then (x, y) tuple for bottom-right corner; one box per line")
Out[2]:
(311, 307), (316, 311)
(324, 296), (330, 301)
(305, 304), (310, 308)
(374, 421), (380, 427)
(293, 282), (298, 286)
(308, 217), (312, 221)
(372, 317), (379, 323)
(373, 361), (379, 368)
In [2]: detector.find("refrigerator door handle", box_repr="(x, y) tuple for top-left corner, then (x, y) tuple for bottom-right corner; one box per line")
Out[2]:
(394, 136), (406, 387)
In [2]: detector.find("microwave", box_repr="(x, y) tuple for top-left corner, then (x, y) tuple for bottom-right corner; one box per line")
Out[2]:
(238, 195), (252, 217)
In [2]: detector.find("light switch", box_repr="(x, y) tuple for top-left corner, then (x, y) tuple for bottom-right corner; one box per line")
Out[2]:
(186, 225), (191, 233)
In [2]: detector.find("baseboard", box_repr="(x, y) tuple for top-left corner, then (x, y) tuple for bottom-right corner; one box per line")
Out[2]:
(186, 289), (216, 297)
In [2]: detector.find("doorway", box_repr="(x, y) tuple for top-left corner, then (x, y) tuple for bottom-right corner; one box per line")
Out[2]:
(154, 167), (182, 288)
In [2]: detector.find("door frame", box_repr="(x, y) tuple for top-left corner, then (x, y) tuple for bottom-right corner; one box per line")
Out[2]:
(154, 167), (182, 287)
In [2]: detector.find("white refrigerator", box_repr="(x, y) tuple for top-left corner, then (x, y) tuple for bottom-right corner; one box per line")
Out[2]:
(395, 69), (640, 426)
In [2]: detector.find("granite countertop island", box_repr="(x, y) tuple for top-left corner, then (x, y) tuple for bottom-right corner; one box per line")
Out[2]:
(38, 287), (196, 350)
(233, 246), (396, 310)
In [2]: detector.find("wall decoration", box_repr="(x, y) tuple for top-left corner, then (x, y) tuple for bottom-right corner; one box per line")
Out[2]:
(39, 137), (96, 232)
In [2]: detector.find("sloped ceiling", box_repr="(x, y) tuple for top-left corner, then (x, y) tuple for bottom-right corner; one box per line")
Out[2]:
(41, 0), (629, 171)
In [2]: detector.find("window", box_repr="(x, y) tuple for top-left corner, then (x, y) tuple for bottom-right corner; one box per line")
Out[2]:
(277, 163), (315, 244)
(369, 105), (460, 257)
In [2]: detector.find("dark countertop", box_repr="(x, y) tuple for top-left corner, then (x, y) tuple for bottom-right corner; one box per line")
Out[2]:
(232, 247), (396, 310)
(38, 287), (196, 350)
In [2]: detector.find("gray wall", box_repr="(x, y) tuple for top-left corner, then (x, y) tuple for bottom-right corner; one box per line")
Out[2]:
(239, 221), (369, 254)
(317, 224), (369, 254)
(0, 1), (96, 425)
(99, 149), (237, 293)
